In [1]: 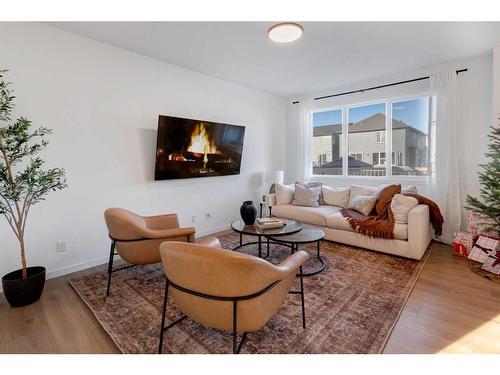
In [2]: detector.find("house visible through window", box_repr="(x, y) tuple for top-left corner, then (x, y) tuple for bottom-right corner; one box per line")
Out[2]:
(312, 95), (434, 177)
(375, 131), (386, 143)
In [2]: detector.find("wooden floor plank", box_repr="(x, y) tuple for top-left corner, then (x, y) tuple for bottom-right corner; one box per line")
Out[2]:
(1, 241), (499, 353)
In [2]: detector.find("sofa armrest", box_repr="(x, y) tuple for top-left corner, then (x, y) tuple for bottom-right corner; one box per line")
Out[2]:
(407, 204), (433, 260)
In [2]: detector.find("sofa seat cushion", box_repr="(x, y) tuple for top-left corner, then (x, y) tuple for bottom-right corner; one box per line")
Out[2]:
(326, 212), (408, 240)
(272, 205), (341, 227)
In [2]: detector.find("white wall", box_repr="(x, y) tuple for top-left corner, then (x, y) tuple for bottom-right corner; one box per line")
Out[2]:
(494, 47), (500, 122)
(0, 23), (287, 283)
(287, 53), (493, 230)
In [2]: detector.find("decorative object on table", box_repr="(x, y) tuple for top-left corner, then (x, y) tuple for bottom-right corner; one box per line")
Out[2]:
(467, 235), (499, 263)
(240, 200), (257, 225)
(255, 217), (284, 230)
(0, 70), (67, 307)
(264, 169), (284, 193)
(452, 231), (478, 257)
(465, 124), (500, 238)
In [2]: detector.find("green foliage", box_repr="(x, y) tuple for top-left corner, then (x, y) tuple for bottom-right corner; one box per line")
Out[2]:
(0, 69), (67, 276)
(465, 123), (500, 234)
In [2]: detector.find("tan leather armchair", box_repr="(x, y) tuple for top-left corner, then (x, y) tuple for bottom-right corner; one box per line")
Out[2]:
(103, 207), (196, 296)
(158, 241), (309, 354)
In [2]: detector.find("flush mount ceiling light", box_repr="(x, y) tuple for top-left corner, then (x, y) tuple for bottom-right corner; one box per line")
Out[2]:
(268, 23), (303, 43)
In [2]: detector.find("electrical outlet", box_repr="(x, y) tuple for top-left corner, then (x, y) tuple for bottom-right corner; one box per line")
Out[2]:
(204, 213), (212, 221)
(56, 240), (66, 253)
(192, 215), (197, 223)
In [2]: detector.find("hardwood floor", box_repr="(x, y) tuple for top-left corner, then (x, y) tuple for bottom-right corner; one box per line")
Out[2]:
(1, 241), (499, 354)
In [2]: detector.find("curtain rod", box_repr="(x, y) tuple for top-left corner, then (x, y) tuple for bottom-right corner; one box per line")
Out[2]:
(291, 68), (468, 104)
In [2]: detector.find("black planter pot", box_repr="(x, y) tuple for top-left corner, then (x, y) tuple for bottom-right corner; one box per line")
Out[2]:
(240, 200), (257, 225)
(1, 266), (46, 308)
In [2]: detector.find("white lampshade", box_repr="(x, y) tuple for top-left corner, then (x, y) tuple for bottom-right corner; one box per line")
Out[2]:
(264, 170), (284, 185)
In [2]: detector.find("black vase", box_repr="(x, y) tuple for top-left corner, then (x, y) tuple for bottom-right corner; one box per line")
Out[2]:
(1, 266), (46, 308)
(240, 200), (257, 225)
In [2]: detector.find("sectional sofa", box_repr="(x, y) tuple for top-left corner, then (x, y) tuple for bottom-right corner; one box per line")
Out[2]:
(269, 184), (433, 260)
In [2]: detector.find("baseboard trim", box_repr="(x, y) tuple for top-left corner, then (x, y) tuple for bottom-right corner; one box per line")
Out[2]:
(0, 225), (232, 294)
(195, 224), (230, 238)
(0, 256), (110, 294)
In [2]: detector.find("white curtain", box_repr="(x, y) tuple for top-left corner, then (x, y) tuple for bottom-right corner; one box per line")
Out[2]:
(294, 98), (314, 182)
(428, 72), (462, 244)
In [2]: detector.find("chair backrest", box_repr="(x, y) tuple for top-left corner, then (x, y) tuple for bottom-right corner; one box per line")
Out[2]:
(104, 207), (146, 240)
(161, 242), (281, 297)
(159, 241), (295, 332)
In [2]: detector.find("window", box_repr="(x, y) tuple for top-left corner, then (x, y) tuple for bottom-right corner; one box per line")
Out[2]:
(392, 98), (430, 176)
(348, 103), (386, 176)
(312, 109), (342, 175)
(349, 153), (363, 161)
(311, 95), (434, 178)
(375, 131), (386, 143)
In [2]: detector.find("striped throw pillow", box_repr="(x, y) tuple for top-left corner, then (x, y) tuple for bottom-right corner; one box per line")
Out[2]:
(292, 183), (322, 207)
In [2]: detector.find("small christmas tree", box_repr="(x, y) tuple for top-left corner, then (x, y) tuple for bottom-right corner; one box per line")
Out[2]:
(465, 123), (500, 236)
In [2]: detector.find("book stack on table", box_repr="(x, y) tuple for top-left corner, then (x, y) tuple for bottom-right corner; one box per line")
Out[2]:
(255, 217), (284, 230)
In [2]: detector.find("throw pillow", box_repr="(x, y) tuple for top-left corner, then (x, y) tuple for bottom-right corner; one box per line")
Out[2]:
(347, 195), (377, 216)
(402, 185), (418, 194)
(292, 183), (322, 207)
(322, 186), (350, 208)
(348, 185), (376, 207)
(275, 183), (294, 205)
(391, 194), (419, 223)
(296, 181), (323, 204)
(374, 184), (401, 215)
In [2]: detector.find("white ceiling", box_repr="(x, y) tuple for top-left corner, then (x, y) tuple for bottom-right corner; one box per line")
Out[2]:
(47, 22), (500, 97)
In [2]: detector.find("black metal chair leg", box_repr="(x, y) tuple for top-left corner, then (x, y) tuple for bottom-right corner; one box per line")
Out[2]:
(232, 300), (238, 354)
(267, 237), (270, 257)
(299, 266), (306, 329)
(106, 240), (115, 297)
(258, 236), (262, 258)
(158, 278), (169, 354)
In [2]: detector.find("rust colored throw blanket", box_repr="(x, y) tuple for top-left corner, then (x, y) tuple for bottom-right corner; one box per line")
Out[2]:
(340, 185), (444, 239)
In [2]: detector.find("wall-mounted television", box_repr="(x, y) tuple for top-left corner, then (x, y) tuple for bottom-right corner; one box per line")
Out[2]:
(154, 115), (245, 180)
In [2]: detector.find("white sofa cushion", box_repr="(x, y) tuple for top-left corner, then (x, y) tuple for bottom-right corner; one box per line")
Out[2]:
(327, 212), (408, 240)
(275, 183), (294, 205)
(391, 194), (419, 223)
(348, 184), (377, 206)
(322, 186), (350, 208)
(347, 195), (377, 216)
(292, 183), (321, 207)
(402, 185), (417, 194)
(272, 204), (341, 227)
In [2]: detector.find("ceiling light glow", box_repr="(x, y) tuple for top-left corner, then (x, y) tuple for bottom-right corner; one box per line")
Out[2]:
(268, 23), (303, 43)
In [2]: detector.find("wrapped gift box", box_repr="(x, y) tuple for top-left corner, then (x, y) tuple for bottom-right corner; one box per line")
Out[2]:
(481, 249), (500, 275)
(467, 211), (498, 236)
(452, 231), (477, 257)
(468, 235), (500, 263)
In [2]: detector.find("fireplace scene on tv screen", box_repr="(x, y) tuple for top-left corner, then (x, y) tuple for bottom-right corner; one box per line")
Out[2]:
(154, 115), (245, 180)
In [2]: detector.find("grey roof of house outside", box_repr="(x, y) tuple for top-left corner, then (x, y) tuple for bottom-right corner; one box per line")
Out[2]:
(313, 113), (414, 137)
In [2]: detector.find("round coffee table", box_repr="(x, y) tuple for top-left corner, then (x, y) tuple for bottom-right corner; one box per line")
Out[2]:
(268, 229), (326, 276)
(230, 219), (303, 258)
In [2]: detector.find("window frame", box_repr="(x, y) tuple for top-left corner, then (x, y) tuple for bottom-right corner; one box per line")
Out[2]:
(311, 91), (432, 181)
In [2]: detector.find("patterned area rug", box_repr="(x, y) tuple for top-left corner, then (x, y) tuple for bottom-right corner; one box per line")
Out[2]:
(69, 231), (429, 354)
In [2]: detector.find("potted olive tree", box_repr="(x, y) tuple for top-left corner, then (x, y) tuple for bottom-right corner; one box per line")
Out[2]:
(0, 70), (67, 307)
